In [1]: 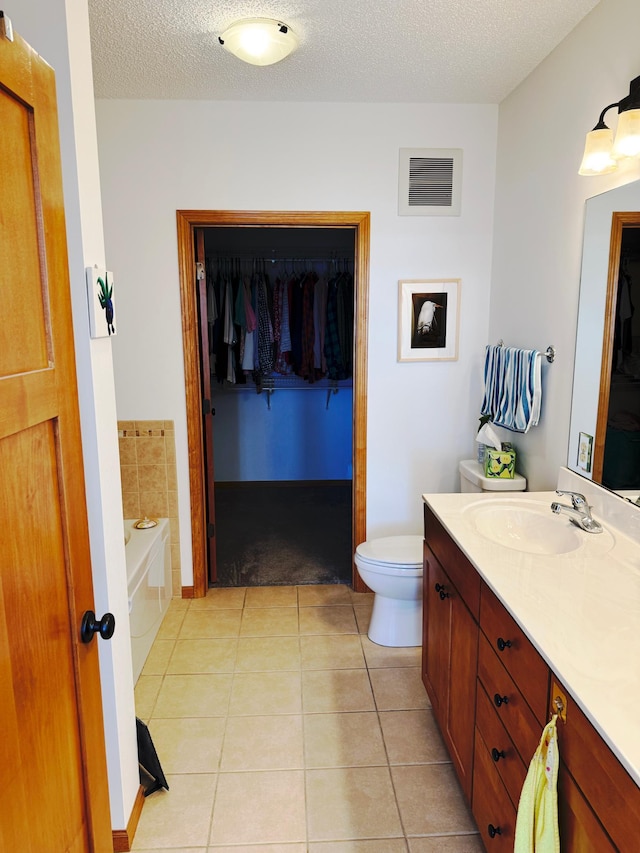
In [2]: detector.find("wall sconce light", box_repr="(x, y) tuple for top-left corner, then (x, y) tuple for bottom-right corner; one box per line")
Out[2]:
(218, 18), (298, 66)
(579, 75), (640, 175)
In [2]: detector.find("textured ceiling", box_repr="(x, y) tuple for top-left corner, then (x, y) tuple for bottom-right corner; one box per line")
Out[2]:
(88, 0), (599, 102)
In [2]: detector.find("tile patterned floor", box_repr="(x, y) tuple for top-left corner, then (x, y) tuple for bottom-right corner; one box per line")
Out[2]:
(133, 585), (483, 852)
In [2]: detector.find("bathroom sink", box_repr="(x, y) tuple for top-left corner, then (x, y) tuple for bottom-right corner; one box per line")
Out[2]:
(462, 499), (583, 555)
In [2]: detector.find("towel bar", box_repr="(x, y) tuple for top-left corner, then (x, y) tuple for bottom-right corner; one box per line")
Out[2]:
(496, 340), (555, 364)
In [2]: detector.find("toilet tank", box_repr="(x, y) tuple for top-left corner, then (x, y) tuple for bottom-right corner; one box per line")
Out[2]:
(459, 459), (527, 493)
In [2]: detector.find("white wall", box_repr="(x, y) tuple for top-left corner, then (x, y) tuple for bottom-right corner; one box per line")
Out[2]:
(491, 0), (640, 491)
(8, 0), (139, 832)
(96, 100), (499, 569)
(214, 387), (353, 482)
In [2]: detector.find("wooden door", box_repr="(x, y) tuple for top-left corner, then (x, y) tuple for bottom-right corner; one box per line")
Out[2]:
(0, 25), (112, 852)
(446, 586), (479, 801)
(422, 543), (477, 802)
(422, 544), (450, 719)
(557, 766), (616, 853)
(195, 229), (217, 583)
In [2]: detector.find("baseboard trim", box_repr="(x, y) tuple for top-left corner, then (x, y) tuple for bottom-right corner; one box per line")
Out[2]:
(112, 785), (145, 852)
(181, 585), (195, 599)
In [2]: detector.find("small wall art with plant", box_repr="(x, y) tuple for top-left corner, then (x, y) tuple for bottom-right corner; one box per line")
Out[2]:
(86, 265), (116, 338)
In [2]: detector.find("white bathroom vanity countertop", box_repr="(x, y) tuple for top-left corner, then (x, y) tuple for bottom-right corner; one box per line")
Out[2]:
(422, 488), (640, 787)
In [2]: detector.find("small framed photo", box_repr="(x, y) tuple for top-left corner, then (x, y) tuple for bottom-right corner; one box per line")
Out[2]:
(86, 266), (116, 338)
(577, 432), (593, 473)
(398, 279), (460, 361)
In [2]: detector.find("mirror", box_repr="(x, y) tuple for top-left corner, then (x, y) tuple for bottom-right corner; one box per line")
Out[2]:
(568, 179), (640, 503)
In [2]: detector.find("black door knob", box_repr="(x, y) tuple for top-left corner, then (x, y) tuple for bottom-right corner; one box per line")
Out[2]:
(494, 693), (509, 708)
(488, 823), (502, 838)
(496, 637), (512, 651)
(435, 583), (450, 600)
(491, 747), (506, 762)
(80, 610), (116, 643)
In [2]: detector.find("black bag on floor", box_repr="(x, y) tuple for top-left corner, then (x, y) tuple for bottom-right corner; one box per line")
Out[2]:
(136, 717), (169, 796)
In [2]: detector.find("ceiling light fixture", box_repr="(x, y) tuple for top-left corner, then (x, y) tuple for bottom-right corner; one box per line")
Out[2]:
(579, 75), (640, 175)
(218, 18), (298, 66)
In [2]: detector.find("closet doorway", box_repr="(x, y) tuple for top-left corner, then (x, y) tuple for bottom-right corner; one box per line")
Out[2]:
(177, 211), (370, 597)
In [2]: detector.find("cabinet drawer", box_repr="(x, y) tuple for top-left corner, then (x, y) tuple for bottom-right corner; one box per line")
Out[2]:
(480, 583), (549, 724)
(477, 632), (541, 763)
(424, 504), (480, 619)
(550, 677), (640, 851)
(476, 680), (527, 808)
(472, 727), (517, 850)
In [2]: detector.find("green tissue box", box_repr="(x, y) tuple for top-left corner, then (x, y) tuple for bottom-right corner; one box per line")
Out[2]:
(484, 448), (516, 479)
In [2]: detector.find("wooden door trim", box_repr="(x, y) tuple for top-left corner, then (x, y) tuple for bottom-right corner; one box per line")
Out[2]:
(593, 211), (640, 482)
(112, 785), (145, 852)
(176, 210), (370, 596)
(195, 228), (217, 584)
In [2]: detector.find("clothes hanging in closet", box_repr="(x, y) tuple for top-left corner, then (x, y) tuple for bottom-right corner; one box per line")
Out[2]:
(205, 259), (353, 386)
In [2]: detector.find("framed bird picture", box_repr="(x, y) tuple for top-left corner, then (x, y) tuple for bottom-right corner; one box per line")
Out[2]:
(86, 266), (116, 338)
(398, 278), (460, 361)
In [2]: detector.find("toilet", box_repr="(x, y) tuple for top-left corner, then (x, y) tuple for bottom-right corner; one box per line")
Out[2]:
(459, 459), (527, 493)
(354, 535), (424, 647)
(355, 463), (527, 649)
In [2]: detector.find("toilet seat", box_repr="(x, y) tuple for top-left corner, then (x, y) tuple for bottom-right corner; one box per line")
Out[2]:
(355, 535), (422, 569)
(354, 558), (422, 578)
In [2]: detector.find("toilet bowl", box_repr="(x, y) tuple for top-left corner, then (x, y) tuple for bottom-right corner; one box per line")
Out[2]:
(354, 535), (423, 647)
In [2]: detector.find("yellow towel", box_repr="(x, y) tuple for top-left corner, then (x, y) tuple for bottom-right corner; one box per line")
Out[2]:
(514, 714), (560, 852)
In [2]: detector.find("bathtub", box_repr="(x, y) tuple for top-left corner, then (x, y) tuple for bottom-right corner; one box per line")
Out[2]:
(124, 518), (171, 683)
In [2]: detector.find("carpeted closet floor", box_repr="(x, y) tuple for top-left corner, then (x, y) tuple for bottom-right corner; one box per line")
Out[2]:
(213, 481), (352, 587)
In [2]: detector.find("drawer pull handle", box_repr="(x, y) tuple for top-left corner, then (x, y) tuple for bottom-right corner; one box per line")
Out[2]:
(488, 824), (502, 838)
(494, 693), (509, 708)
(496, 637), (512, 651)
(491, 747), (506, 762)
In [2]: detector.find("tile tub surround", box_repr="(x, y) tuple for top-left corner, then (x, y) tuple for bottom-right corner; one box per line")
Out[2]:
(132, 584), (483, 850)
(422, 467), (640, 787)
(118, 420), (181, 596)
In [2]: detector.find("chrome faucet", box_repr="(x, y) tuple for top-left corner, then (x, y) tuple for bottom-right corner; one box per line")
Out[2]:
(550, 490), (602, 533)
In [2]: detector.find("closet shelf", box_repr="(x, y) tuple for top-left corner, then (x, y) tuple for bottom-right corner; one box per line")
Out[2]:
(215, 377), (352, 410)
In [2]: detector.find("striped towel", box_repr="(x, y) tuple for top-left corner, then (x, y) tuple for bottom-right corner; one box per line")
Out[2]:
(480, 345), (542, 433)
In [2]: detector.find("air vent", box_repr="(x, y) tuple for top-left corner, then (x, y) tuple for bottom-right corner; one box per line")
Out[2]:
(398, 148), (462, 216)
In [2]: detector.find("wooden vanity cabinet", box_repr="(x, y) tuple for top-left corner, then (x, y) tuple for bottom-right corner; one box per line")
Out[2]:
(421, 506), (640, 851)
(422, 505), (480, 802)
(550, 677), (640, 852)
